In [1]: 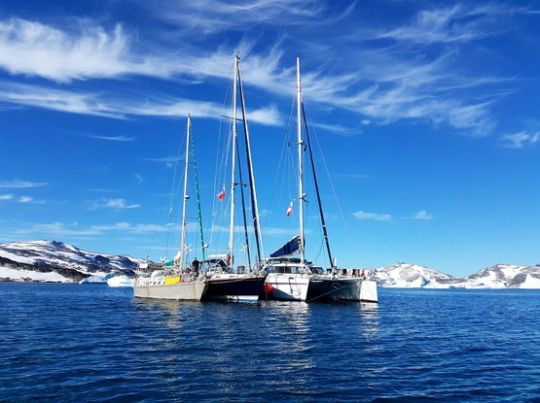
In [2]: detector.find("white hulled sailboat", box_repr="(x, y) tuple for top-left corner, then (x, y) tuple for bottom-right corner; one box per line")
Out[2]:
(263, 57), (378, 303)
(134, 114), (207, 300)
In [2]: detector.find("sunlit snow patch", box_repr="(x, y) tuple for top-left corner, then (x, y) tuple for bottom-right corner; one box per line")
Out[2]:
(0, 267), (69, 283)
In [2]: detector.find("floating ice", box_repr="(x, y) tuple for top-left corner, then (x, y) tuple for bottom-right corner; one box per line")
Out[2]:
(107, 275), (134, 288)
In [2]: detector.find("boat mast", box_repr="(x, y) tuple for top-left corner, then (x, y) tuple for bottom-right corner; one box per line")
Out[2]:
(228, 55), (238, 267)
(235, 139), (252, 270)
(236, 55), (265, 264)
(296, 57), (305, 265)
(190, 124), (207, 262)
(177, 113), (191, 269)
(302, 104), (334, 268)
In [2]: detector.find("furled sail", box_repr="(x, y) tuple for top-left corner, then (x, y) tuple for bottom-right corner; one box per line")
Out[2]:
(270, 235), (302, 258)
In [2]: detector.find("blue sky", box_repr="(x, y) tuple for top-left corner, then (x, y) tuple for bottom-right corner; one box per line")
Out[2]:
(0, 0), (539, 276)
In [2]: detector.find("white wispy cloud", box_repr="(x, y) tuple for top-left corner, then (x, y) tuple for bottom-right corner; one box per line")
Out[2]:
(370, 4), (513, 44)
(143, 0), (324, 33)
(501, 131), (540, 148)
(408, 210), (433, 220)
(210, 224), (294, 236)
(90, 198), (141, 210)
(120, 94), (281, 125)
(0, 81), (281, 125)
(336, 173), (369, 180)
(309, 121), (359, 136)
(0, 179), (48, 189)
(0, 4), (528, 134)
(18, 196), (45, 205)
(104, 198), (140, 209)
(85, 134), (135, 142)
(144, 155), (183, 163)
(26, 222), (102, 236)
(90, 222), (178, 233)
(353, 210), (392, 221)
(6, 221), (179, 238)
(0, 18), (147, 83)
(0, 82), (123, 118)
(134, 173), (143, 184)
(0, 194), (45, 204)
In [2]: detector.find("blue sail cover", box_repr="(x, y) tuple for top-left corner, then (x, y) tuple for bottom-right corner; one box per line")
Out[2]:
(270, 235), (302, 258)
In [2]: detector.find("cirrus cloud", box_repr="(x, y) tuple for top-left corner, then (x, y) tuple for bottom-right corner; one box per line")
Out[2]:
(353, 210), (392, 222)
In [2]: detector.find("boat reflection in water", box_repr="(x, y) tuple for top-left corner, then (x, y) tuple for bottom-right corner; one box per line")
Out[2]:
(357, 302), (380, 342)
(132, 296), (205, 332)
(261, 301), (314, 371)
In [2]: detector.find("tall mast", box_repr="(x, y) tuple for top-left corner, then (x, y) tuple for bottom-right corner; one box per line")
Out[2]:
(190, 124), (207, 262)
(236, 139), (252, 270)
(296, 57), (305, 265)
(236, 56), (265, 263)
(228, 54), (238, 266)
(177, 113), (191, 268)
(302, 104), (334, 268)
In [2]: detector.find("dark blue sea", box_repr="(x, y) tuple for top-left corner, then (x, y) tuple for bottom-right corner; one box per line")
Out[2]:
(0, 284), (539, 402)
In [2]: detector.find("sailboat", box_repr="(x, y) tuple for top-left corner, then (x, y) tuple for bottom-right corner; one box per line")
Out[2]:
(202, 55), (266, 302)
(263, 57), (378, 303)
(134, 114), (207, 300)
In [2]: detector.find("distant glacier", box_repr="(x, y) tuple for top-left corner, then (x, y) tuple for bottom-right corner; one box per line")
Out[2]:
(0, 240), (539, 289)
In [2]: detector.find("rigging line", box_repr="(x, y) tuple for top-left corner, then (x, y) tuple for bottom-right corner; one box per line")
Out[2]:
(210, 81), (232, 250)
(235, 138), (252, 270)
(157, 117), (186, 262)
(286, 94), (296, 204)
(313, 230), (325, 263)
(264, 94), (295, 231)
(212, 124), (232, 254)
(306, 103), (353, 265)
(169, 127), (186, 223)
(301, 97), (334, 268)
(283, 94), (298, 235)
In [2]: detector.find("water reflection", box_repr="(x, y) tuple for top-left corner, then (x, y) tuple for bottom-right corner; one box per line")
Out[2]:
(261, 301), (315, 374)
(132, 297), (203, 331)
(358, 302), (380, 341)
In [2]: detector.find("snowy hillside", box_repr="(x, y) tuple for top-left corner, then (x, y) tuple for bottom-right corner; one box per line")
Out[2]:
(1, 240), (538, 289)
(367, 263), (461, 288)
(366, 262), (540, 289)
(459, 264), (540, 289)
(0, 240), (143, 283)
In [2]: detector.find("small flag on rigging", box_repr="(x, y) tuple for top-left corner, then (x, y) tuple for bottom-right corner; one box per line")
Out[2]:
(216, 188), (226, 201)
(286, 201), (293, 217)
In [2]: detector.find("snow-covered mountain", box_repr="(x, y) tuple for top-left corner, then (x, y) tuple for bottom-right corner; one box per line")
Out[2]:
(366, 262), (540, 289)
(459, 264), (540, 289)
(0, 240), (143, 283)
(1, 240), (538, 289)
(366, 263), (461, 288)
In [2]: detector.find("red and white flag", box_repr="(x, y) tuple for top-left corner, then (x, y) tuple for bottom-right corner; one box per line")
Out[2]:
(216, 188), (226, 201)
(286, 201), (293, 217)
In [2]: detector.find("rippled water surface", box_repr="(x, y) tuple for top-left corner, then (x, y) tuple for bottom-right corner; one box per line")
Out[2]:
(1, 284), (539, 401)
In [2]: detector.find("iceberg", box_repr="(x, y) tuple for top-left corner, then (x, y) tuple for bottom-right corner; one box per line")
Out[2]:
(107, 275), (134, 288)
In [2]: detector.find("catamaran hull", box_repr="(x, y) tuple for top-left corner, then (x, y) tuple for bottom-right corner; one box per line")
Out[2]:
(307, 278), (378, 302)
(263, 274), (310, 301)
(133, 281), (207, 301)
(204, 276), (265, 302)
